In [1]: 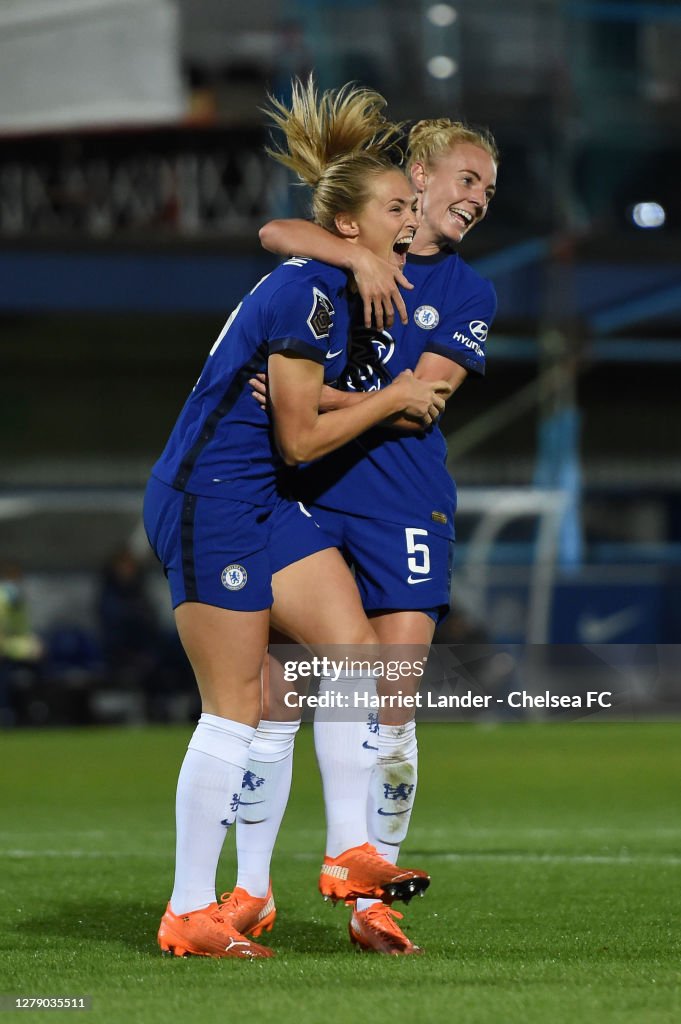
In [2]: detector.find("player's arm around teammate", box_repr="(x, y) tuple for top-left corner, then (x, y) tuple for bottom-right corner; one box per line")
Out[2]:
(260, 217), (413, 331)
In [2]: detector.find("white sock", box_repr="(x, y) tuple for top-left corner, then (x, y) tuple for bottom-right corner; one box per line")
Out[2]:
(170, 713), (255, 915)
(357, 721), (418, 914)
(314, 674), (378, 857)
(367, 720), (418, 857)
(235, 719), (300, 898)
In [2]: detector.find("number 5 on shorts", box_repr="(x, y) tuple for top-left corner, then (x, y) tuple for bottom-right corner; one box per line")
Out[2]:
(405, 527), (431, 579)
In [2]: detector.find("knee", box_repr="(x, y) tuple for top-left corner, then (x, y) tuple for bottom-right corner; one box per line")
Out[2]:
(355, 623), (379, 647)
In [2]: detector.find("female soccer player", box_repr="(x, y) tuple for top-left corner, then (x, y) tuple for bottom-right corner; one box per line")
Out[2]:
(230, 118), (499, 955)
(143, 80), (451, 960)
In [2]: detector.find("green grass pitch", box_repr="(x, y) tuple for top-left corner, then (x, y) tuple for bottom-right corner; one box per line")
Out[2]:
(1, 723), (680, 1024)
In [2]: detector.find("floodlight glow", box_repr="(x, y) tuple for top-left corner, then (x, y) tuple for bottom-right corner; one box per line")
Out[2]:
(427, 4), (457, 27)
(427, 55), (458, 79)
(631, 202), (665, 229)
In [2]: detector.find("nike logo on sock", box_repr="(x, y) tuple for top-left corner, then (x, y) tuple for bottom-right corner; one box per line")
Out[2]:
(362, 740), (378, 750)
(377, 807), (410, 816)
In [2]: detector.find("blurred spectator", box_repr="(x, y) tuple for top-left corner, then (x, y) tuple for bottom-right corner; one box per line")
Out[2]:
(0, 563), (43, 662)
(97, 546), (196, 721)
(0, 563), (44, 726)
(97, 546), (161, 684)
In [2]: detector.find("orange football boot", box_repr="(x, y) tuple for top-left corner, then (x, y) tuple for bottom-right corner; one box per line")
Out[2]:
(219, 884), (277, 939)
(349, 901), (423, 955)
(319, 842), (430, 904)
(157, 901), (274, 959)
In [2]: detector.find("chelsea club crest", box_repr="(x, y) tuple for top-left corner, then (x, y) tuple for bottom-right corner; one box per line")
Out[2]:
(221, 564), (248, 590)
(414, 305), (440, 329)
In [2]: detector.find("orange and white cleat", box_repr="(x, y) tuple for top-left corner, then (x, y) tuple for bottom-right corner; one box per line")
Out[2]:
(219, 884), (277, 939)
(319, 843), (430, 904)
(349, 901), (423, 955)
(157, 901), (274, 959)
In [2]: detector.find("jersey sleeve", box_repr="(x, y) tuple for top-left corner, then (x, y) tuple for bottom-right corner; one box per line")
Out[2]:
(266, 280), (339, 365)
(424, 276), (496, 376)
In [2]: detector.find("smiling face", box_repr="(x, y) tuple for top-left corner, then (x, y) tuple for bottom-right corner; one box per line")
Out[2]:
(335, 168), (419, 270)
(411, 142), (497, 253)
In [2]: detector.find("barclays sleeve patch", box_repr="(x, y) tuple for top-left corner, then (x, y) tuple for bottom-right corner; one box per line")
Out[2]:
(307, 287), (335, 341)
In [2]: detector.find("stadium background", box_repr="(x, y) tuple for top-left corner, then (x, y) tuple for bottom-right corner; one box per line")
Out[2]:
(2, 0), (680, 725)
(0, 5), (680, 1022)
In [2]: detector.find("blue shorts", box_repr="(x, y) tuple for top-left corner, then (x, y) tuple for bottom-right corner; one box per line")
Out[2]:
(143, 476), (334, 612)
(311, 505), (454, 624)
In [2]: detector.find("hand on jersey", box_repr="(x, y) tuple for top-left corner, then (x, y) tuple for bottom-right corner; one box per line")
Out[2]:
(249, 373), (268, 410)
(390, 370), (452, 427)
(350, 247), (413, 330)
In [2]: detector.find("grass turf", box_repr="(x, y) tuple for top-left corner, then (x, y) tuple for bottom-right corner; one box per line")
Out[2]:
(1, 723), (680, 1024)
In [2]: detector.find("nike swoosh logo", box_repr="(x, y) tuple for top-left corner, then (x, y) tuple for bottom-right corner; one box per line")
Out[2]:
(377, 807), (410, 816)
(236, 799), (265, 806)
(326, 348), (343, 359)
(407, 576), (433, 585)
(362, 740), (378, 750)
(220, 818), (235, 827)
(578, 606), (641, 643)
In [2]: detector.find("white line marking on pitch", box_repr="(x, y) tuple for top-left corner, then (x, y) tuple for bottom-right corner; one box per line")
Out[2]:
(0, 850), (173, 859)
(418, 827), (681, 839)
(290, 851), (681, 867)
(3, 846), (680, 868)
(428, 852), (681, 866)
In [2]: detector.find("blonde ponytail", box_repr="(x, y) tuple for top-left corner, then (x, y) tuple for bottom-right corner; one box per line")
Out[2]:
(264, 76), (404, 230)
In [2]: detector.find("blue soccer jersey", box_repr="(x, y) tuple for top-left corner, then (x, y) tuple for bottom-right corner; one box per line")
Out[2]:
(151, 258), (351, 506)
(295, 249), (496, 540)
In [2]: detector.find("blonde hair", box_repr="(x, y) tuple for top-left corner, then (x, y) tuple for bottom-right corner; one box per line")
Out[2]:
(264, 77), (403, 230)
(407, 118), (499, 173)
